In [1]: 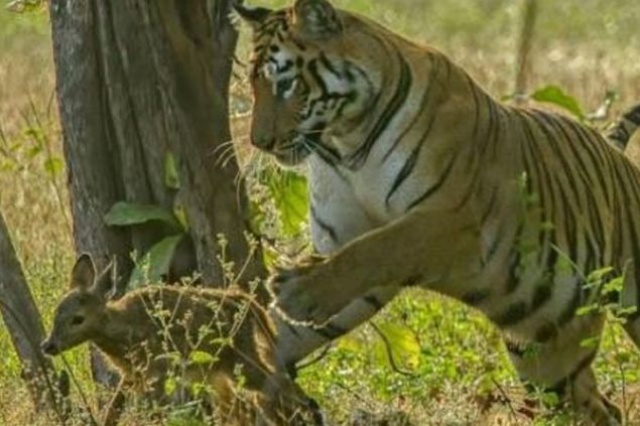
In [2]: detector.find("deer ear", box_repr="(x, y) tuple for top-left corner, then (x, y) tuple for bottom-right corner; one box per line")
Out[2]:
(234, 2), (272, 29)
(292, 0), (342, 39)
(71, 254), (96, 291)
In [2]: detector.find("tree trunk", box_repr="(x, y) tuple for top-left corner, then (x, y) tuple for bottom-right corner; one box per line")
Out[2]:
(0, 214), (69, 420)
(49, 0), (266, 387)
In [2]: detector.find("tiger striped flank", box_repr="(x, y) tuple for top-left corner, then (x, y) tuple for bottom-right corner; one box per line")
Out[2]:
(235, 1), (640, 424)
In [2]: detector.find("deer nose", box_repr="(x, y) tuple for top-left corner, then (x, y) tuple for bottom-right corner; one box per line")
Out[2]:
(252, 134), (276, 151)
(41, 339), (59, 356)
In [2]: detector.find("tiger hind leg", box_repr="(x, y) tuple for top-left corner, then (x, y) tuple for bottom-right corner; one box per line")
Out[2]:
(505, 322), (621, 425)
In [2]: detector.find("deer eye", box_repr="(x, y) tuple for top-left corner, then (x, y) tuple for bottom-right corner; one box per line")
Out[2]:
(71, 315), (85, 326)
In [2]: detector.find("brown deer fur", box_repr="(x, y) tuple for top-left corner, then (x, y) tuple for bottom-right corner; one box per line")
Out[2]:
(41, 254), (318, 425)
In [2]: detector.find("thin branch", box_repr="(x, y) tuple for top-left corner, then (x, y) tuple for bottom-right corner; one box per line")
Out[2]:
(369, 321), (417, 377)
(514, 0), (538, 104)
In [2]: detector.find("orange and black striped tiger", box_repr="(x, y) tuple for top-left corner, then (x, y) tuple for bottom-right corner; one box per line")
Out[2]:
(235, 1), (640, 424)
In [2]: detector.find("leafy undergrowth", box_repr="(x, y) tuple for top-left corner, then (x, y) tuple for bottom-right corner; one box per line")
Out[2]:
(2, 291), (640, 425)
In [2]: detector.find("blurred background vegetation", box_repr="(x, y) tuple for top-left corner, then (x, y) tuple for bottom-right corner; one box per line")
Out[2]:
(0, 1), (639, 424)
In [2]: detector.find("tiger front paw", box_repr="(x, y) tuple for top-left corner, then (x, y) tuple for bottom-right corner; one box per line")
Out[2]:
(268, 257), (350, 326)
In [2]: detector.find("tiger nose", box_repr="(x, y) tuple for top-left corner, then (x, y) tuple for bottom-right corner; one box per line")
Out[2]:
(252, 134), (276, 151)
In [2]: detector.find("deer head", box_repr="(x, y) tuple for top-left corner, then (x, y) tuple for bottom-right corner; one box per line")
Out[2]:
(41, 254), (117, 356)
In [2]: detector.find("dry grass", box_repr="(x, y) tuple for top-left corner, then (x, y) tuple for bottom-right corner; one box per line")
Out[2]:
(1, 1), (640, 425)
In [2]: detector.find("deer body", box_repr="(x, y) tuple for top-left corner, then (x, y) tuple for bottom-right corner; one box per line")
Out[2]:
(42, 255), (318, 426)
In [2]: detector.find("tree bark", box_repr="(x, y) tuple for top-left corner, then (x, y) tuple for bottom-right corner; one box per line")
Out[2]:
(0, 214), (69, 419)
(49, 0), (266, 386)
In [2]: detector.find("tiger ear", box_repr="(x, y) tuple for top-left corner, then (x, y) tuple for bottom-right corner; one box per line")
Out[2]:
(233, 2), (272, 29)
(292, 0), (343, 39)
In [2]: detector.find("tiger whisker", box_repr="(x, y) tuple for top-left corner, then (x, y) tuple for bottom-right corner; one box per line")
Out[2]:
(209, 140), (236, 157)
(214, 145), (239, 168)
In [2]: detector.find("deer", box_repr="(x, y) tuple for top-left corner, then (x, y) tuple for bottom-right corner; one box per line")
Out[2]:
(41, 254), (321, 426)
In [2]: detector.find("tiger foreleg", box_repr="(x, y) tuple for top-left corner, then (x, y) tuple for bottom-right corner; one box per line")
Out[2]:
(269, 208), (484, 326)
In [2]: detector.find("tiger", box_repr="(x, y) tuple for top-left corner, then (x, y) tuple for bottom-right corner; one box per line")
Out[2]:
(234, 0), (640, 424)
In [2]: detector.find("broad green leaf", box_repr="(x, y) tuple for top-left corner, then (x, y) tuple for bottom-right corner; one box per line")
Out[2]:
(128, 234), (183, 289)
(374, 322), (421, 370)
(165, 152), (180, 190)
(267, 171), (309, 237)
(531, 85), (584, 120)
(104, 201), (181, 229)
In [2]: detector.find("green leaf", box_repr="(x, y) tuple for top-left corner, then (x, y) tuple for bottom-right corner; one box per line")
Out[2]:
(164, 376), (177, 396)
(580, 336), (600, 349)
(189, 351), (218, 365)
(375, 322), (421, 370)
(587, 266), (614, 282)
(128, 234), (184, 289)
(165, 152), (180, 190)
(267, 171), (309, 237)
(173, 203), (189, 231)
(104, 202), (181, 229)
(602, 276), (623, 295)
(531, 85), (584, 120)
(44, 157), (63, 177)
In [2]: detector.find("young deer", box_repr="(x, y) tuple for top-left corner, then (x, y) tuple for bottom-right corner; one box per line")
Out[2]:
(41, 254), (320, 425)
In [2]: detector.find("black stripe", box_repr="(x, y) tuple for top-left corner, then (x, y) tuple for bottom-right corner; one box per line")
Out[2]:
(307, 58), (329, 94)
(623, 103), (640, 123)
(519, 114), (552, 257)
(363, 295), (384, 311)
(381, 61), (441, 162)
(401, 274), (423, 287)
(310, 206), (338, 243)
(406, 151), (458, 210)
(319, 53), (340, 80)
(493, 301), (528, 327)
(546, 351), (597, 396)
(385, 141), (422, 206)
(283, 321), (301, 337)
(534, 280), (583, 342)
(530, 112), (585, 214)
(314, 323), (348, 340)
(348, 53), (413, 169)
(610, 160), (640, 313)
(563, 118), (613, 206)
(531, 282), (553, 314)
(505, 239), (522, 294)
(305, 129), (342, 166)
(480, 96), (502, 159)
(461, 288), (490, 306)
(480, 186), (499, 225)
(532, 114), (607, 267)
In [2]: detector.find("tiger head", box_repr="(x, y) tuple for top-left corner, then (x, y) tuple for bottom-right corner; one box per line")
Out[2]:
(236, 0), (379, 166)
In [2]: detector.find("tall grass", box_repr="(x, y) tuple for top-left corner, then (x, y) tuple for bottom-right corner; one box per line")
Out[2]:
(1, 1), (639, 424)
